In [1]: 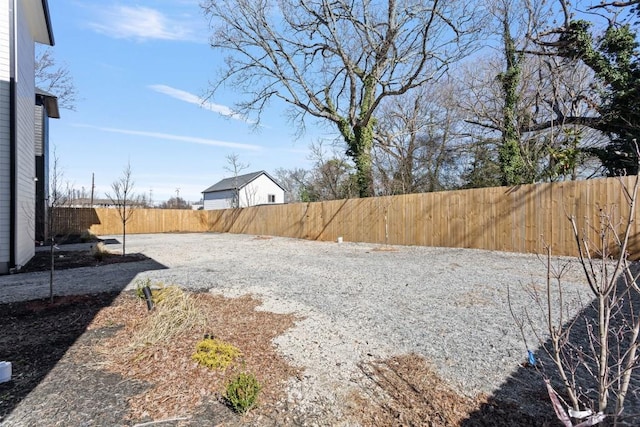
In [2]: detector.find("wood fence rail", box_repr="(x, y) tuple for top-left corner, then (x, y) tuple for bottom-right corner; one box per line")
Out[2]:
(53, 176), (640, 258)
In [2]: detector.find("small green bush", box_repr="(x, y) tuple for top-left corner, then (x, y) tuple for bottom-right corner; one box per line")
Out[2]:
(192, 338), (241, 370)
(225, 372), (261, 413)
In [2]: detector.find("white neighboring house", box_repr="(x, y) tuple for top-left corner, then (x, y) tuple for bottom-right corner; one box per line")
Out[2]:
(202, 171), (285, 210)
(1, 0), (55, 274)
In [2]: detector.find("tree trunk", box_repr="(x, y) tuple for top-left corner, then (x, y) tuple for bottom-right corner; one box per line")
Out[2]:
(49, 236), (54, 303)
(122, 204), (127, 256)
(353, 123), (374, 197)
(499, 13), (527, 186)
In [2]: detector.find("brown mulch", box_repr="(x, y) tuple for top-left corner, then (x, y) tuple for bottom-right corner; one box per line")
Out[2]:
(0, 292), (138, 425)
(89, 291), (300, 423)
(0, 290), (300, 426)
(351, 354), (556, 427)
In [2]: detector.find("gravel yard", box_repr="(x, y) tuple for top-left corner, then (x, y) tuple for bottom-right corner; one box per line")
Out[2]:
(0, 232), (594, 424)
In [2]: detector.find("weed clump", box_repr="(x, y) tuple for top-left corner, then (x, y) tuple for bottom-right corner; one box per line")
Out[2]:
(225, 371), (261, 413)
(133, 279), (171, 305)
(134, 278), (152, 299)
(192, 337), (241, 370)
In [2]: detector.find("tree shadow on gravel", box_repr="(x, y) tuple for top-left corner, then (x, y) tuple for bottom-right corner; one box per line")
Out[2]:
(462, 275), (640, 427)
(0, 254), (167, 423)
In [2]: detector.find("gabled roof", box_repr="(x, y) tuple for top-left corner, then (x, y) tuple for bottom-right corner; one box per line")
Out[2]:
(202, 170), (285, 193)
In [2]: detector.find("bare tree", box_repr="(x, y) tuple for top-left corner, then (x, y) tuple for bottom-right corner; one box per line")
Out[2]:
(106, 163), (137, 256)
(459, 0), (558, 184)
(158, 197), (191, 209)
(136, 193), (152, 209)
(305, 141), (358, 201)
(35, 47), (78, 111)
(274, 167), (311, 203)
(511, 143), (640, 426)
(274, 144), (357, 202)
(224, 153), (250, 208)
(47, 150), (68, 303)
(373, 81), (463, 195)
(458, 51), (603, 183)
(202, 0), (483, 197)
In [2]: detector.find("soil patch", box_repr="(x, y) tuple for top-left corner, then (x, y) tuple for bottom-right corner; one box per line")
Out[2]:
(0, 292), (125, 422)
(18, 250), (149, 273)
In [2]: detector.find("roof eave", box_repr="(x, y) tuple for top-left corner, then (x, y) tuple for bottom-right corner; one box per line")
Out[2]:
(40, 0), (54, 46)
(25, 0), (54, 45)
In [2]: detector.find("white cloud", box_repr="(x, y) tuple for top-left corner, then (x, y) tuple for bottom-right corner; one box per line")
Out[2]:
(76, 124), (262, 151)
(87, 5), (202, 42)
(148, 84), (252, 123)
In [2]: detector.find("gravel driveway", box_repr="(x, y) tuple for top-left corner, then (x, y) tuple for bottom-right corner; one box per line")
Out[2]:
(0, 232), (592, 422)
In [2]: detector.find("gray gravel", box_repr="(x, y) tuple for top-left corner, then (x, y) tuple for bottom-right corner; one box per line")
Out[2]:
(0, 232), (594, 423)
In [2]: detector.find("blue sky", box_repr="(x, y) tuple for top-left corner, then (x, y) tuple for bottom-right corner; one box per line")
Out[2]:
(46, 1), (328, 204)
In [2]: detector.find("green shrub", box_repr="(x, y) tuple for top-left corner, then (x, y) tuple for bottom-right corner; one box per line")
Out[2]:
(192, 338), (241, 370)
(225, 372), (261, 413)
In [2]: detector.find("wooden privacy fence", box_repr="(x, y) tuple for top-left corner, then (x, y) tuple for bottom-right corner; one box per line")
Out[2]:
(53, 176), (640, 258)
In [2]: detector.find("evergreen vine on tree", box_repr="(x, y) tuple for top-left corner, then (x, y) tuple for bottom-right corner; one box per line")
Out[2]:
(531, 1), (639, 176)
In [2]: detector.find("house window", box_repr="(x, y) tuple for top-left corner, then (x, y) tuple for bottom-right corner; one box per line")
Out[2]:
(268, 194), (276, 203)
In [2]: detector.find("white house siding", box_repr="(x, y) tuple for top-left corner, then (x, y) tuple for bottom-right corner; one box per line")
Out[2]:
(203, 189), (235, 210)
(239, 174), (284, 207)
(14, 0), (35, 267)
(0, 0), (10, 272)
(203, 174), (285, 210)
